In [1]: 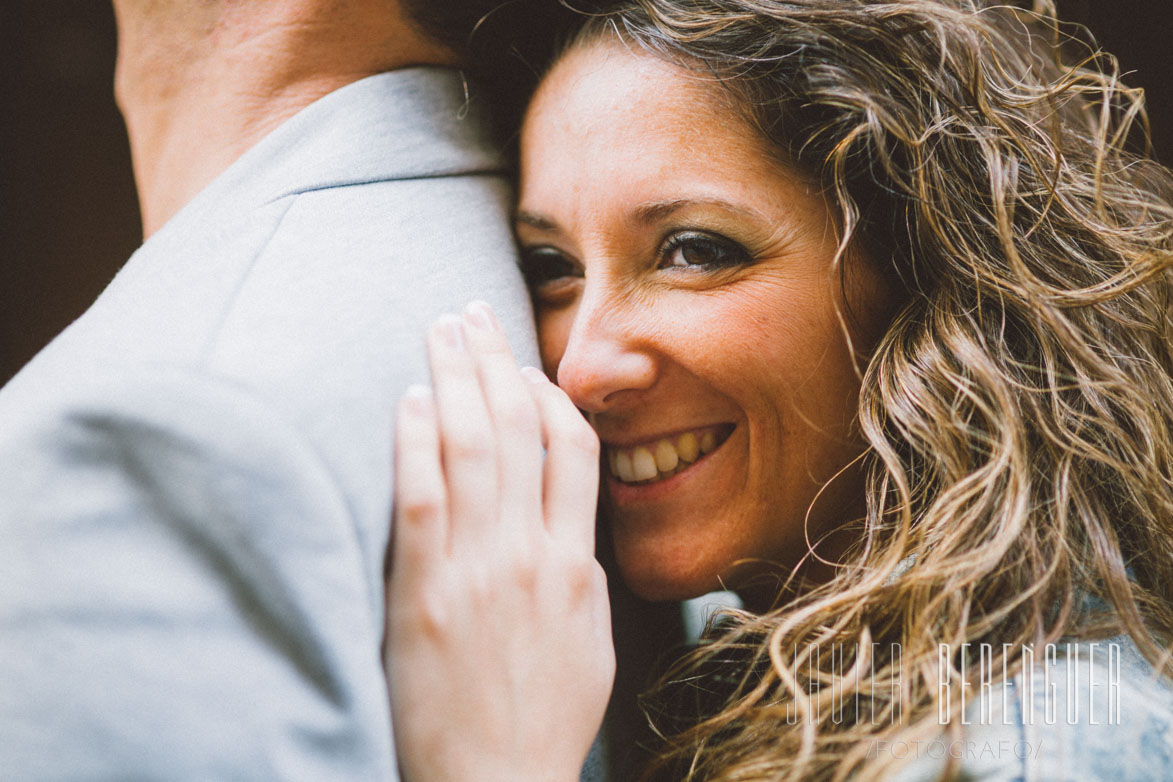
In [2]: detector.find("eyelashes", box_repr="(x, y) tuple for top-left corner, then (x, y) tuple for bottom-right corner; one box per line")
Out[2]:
(520, 229), (754, 301)
(519, 246), (582, 299)
(658, 231), (754, 271)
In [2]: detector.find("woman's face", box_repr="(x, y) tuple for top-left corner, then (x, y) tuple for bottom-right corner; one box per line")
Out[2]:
(517, 40), (892, 601)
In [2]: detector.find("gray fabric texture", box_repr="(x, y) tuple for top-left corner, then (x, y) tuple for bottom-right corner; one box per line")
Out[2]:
(0, 67), (546, 780)
(892, 635), (1173, 781)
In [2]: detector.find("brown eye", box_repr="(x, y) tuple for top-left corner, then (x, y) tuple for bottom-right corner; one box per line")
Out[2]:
(660, 231), (753, 271)
(520, 246), (582, 300)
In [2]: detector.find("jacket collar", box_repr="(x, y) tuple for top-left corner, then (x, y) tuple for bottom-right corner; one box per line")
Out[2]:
(148, 67), (507, 247)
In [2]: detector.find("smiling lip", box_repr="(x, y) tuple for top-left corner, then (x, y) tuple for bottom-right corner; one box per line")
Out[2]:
(602, 423), (735, 504)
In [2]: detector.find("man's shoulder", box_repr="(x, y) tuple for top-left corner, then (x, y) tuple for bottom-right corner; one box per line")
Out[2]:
(0, 360), (357, 551)
(193, 172), (537, 413)
(0, 360), (338, 481)
(3, 169), (537, 602)
(264, 173), (519, 270)
(0, 359), (394, 780)
(29, 170), (531, 384)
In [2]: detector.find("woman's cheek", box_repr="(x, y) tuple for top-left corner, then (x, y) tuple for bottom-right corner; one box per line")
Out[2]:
(681, 286), (828, 369)
(537, 308), (575, 376)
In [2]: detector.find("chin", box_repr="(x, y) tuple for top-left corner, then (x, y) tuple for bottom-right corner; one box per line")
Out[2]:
(612, 540), (727, 602)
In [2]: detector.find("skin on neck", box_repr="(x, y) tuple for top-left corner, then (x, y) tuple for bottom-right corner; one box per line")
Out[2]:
(112, 0), (456, 238)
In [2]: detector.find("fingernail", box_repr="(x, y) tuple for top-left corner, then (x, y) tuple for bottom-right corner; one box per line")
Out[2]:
(520, 366), (550, 384)
(434, 315), (465, 350)
(402, 384), (433, 414)
(464, 300), (500, 333)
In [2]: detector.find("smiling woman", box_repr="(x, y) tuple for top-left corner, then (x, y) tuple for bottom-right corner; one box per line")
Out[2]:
(516, 40), (894, 602)
(383, 2), (1173, 781)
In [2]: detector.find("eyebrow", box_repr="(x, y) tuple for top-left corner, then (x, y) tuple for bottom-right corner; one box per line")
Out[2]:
(515, 210), (558, 231)
(631, 198), (761, 225)
(514, 197), (763, 234)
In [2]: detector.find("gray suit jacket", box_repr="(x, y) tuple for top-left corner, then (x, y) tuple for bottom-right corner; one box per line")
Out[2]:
(0, 68), (545, 780)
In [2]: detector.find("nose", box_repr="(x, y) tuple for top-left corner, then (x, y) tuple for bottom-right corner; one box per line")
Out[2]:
(554, 287), (658, 414)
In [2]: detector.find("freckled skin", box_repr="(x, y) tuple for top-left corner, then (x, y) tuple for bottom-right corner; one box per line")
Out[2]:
(517, 41), (893, 602)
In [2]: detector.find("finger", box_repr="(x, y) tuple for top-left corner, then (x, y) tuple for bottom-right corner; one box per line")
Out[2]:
(392, 385), (448, 582)
(462, 301), (544, 532)
(521, 367), (600, 551)
(427, 315), (499, 543)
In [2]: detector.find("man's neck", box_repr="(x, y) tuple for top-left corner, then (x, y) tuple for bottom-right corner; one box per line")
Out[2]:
(112, 0), (455, 238)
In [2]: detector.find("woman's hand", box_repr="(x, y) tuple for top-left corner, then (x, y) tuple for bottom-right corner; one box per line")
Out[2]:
(385, 302), (614, 782)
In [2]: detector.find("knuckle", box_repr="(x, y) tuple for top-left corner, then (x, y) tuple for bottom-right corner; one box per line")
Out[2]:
(455, 561), (500, 606)
(445, 431), (495, 464)
(414, 591), (453, 639)
(502, 545), (541, 590)
(399, 496), (442, 526)
(562, 419), (600, 456)
(390, 584), (453, 641)
(564, 555), (606, 600)
(464, 568), (493, 603)
(495, 398), (540, 437)
(587, 560), (609, 592)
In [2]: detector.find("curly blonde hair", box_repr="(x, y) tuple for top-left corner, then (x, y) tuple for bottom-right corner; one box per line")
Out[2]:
(562, 1), (1173, 779)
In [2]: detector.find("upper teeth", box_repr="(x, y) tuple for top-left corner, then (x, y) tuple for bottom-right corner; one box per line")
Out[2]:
(607, 429), (721, 484)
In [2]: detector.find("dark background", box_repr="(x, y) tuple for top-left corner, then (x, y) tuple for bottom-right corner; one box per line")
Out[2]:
(2, 1), (1171, 385)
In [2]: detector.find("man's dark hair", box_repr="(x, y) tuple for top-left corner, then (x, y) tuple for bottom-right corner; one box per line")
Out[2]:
(400, 0), (596, 63)
(401, 1), (613, 150)
(400, 0), (513, 54)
